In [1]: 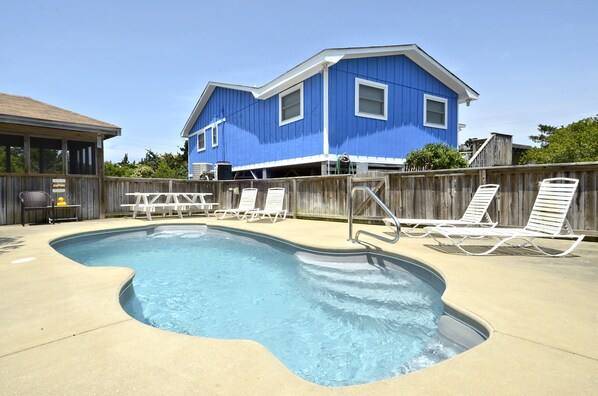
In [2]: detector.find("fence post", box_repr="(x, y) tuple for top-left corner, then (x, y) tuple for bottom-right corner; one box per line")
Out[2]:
(346, 175), (352, 220)
(292, 178), (298, 219)
(478, 168), (487, 185)
(384, 174), (390, 209)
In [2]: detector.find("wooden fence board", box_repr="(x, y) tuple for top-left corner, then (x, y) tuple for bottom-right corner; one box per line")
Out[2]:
(1, 162), (597, 230)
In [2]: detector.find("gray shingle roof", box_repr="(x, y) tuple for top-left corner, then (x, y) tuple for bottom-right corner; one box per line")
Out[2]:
(0, 93), (120, 135)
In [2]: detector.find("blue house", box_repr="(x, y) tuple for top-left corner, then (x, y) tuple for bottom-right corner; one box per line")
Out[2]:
(181, 44), (478, 179)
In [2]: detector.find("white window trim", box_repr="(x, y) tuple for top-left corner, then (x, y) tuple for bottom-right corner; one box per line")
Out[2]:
(279, 83), (304, 126)
(211, 125), (218, 147)
(355, 77), (388, 121)
(196, 130), (206, 152)
(424, 94), (448, 129)
(193, 118), (226, 152)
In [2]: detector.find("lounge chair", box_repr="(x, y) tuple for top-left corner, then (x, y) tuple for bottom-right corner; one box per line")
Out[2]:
(214, 188), (258, 220)
(246, 187), (287, 222)
(382, 184), (500, 237)
(425, 178), (585, 256)
(19, 191), (54, 226)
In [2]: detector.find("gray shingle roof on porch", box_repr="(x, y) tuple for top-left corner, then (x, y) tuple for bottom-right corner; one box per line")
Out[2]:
(0, 93), (120, 136)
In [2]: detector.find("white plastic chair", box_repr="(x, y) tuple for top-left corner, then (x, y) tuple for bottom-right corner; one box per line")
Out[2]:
(382, 184), (499, 237)
(425, 178), (585, 256)
(245, 188), (287, 223)
(214, 188), (258, 220)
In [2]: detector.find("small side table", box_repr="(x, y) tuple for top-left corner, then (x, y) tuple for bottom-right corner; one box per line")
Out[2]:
(49, 205), (81, 224)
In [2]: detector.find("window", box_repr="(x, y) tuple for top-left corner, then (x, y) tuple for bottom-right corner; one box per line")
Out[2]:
(211, 125), (218, 147)
(197, 130), (205, 152)
(30, 137), (63, 174)
(279, 83), (303, 126)
(0, 134), (25, 173)
(424, 94), (448, 129)
(68, 141), (96, 175)
(355, 78), (388, 120)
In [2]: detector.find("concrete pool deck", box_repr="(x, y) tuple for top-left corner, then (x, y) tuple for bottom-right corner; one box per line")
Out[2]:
(1, 217), (597, 394)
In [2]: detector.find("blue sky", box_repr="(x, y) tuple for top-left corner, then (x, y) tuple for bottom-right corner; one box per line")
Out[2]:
(2, 0), (597, 162)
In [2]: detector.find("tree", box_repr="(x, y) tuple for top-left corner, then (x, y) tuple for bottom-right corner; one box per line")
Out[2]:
(404, 143), (468, 170)
(529, 124), (557, 148)
(520, 116), (598, 164)
(139, 149), (160, 170)
(104, 160), (136, 177)
(463, 137), (477, 151)
(131, 164), (155, 178)
(104, 144), (188, 178)
(119, 153), (130, 165)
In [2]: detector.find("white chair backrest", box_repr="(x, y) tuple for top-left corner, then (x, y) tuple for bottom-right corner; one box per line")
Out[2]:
(524, 178), (579, 235)
(238, 188), (258, 211)
(263, 188), (285, 211)
(459, 184), (500, 223)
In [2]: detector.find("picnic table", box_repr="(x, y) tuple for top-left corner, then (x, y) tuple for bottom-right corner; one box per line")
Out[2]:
(121, 192), (219, 221)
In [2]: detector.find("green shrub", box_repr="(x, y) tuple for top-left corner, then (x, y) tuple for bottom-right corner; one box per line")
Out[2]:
(405, 143), (468, 170)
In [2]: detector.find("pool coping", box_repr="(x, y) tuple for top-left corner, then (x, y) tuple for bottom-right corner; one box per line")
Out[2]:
(1, 217), (597, 394)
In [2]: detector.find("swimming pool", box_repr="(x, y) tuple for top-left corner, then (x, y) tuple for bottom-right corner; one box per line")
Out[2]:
(52, 225), (485, 386)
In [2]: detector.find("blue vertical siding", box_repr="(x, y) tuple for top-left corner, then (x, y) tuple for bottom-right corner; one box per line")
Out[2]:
(187, 54), (462, 174)
(188, 74), (323, 173)
(328, 55), (459, 159)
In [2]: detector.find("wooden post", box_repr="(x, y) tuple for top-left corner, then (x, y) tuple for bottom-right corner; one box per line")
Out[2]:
(97, 139), (106, 219)
(479, 168), (487, 185)
(24, 136), (30, 174)
(61, 139), (68, 175)
(346, 175), (352, 220)
(292, 178), (298, 219)
(384, 174), (390, 211)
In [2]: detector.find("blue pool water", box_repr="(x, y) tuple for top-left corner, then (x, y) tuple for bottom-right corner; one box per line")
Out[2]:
(52, 225), (468, 386)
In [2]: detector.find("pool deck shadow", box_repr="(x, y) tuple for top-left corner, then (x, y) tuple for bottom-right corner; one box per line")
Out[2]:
(1, 217), (597, 394)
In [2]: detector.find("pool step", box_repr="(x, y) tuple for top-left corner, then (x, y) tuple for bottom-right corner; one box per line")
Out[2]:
(311, 289), (438, 329)
(303, 272), (431, 308)
(299, 262), (409, 290)
(295, 251), (394, 272)
(295, 252), (441, 328)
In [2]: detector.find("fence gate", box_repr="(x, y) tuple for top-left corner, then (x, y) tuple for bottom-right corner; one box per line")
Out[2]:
(347, 176), (389, 218)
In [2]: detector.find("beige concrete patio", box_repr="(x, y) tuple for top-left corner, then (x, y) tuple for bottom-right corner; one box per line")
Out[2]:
(1, 217), (597, 395)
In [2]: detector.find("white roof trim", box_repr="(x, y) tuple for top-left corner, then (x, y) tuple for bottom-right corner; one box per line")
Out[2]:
(181, 44), (479, 137)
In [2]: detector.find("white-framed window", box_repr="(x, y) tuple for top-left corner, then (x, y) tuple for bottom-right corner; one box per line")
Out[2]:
(424, 94), (448, 129)
(196, 130), (206, 152)
(194, 118), (225, 152)
(279, 83), (304, 126)
(355, 78), (388, 120)
(211, 125), (218, 147)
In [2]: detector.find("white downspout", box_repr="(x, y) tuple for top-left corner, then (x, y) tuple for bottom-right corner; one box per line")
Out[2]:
(322, 64), (330, 174)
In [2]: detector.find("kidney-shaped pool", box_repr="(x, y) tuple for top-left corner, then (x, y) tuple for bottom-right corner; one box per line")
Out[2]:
(51, 225), (486, 386)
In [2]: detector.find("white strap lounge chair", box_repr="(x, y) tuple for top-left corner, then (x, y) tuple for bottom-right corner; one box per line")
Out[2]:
(246, 187), (287, 223)
(425, 178), (585, 256)
(382, 184), (500, 237)
(214, 188), (258, 220)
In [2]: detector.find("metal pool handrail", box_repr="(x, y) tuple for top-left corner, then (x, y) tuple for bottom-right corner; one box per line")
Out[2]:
(348, 186), (400, 244)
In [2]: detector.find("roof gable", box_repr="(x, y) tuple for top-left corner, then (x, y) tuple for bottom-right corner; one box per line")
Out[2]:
(0, 93), (121, 136)
(181, 44), (479, 137)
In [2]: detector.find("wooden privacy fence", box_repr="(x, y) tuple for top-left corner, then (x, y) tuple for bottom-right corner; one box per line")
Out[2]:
(0, 175), (101, 225)
(2, 162), (597, 231)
